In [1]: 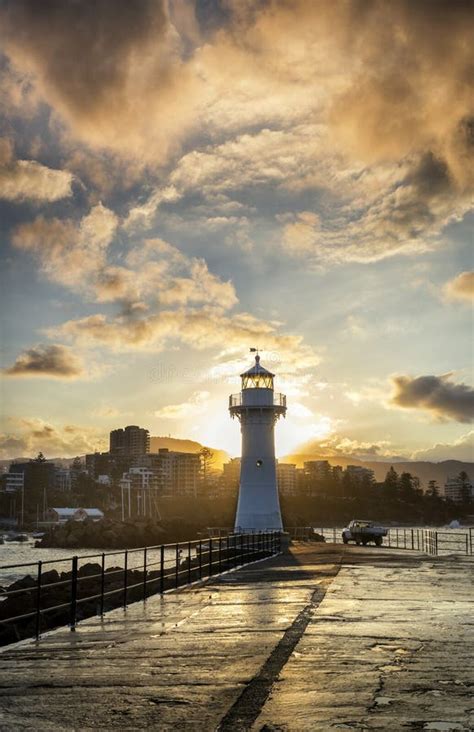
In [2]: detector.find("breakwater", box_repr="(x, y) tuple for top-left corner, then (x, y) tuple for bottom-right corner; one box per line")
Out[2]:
(0, 533), (280, 646)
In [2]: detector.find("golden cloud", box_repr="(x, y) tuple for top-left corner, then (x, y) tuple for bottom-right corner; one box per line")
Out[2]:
(0, 417), (107, 459)
(443, 271), (474, 302)
(3, 343), (84, 379)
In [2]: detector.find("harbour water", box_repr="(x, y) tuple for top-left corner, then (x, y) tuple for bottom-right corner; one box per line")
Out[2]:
(0, 539), (184, 585)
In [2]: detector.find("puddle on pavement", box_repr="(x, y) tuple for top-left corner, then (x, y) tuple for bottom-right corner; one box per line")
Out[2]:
(374, 696), (395, 706)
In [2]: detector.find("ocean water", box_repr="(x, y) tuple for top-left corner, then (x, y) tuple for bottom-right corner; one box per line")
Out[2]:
(0, 538), (191, 586)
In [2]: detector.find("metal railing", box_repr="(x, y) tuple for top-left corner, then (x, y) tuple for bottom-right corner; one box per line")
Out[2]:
(229, 393), (286, 408)
(0, 532), (281, 645)
(288, 526), (474, 556)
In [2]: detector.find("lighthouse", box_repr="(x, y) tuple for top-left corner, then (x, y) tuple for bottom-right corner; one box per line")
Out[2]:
(229, 352), (286, 531)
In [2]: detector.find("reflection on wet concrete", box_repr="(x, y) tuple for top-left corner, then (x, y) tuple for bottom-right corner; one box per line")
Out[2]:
(0, 544), (472, 731)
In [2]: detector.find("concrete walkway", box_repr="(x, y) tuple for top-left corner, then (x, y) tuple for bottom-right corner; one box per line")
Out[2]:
(0, 544), (472, 731)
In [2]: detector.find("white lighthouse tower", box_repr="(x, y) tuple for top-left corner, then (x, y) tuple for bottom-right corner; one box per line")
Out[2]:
(229, 352), (286, 531)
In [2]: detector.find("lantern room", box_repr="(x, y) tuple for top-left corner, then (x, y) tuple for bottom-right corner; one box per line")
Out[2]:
(240, 354), (274, 390)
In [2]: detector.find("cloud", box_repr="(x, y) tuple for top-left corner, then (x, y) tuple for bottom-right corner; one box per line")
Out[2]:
(154, 390), (210, 419)
(286, 431), (399, 462)
(391, 374), (474, 423)
(443, 272), (474, 302)
(2, 0), (471, 266)
(12, 214), (238, 310)
(11, 204), (118, 291)
(0, 0), (203, 163)
(0, 418), (107, 459)
(3, 343), (84, 379)
(48, 307), (320, 374)
(0, 137), (73, 202)
(412, 431), (474, 462)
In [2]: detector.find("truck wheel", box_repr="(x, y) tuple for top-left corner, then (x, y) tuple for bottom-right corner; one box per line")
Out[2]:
(343, 536), (348, 544)
(375, 537), (382, 547)
(355, 540), (361, 546)
(362, 539), (367, 546)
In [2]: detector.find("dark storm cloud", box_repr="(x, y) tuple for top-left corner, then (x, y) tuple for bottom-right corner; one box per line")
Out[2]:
(4, 344), (84, 378)
(0, 0), (199, 160)
(391, 374), (474, 423)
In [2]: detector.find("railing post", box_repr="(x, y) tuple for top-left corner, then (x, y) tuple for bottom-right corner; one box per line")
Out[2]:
(35, 560), (42, 640)
(240, 534), (243, 565)
(160, 545), (165, 594)
(188, 541), (192, 584)
(198, 540), (202, 579)
(209, 538), (213, 576)
(123, 550), (128, 609)
(175, 544), (180, 588)
(218, 535), (222, 573)
(100, 553), (105, 616)
(70, 556), (78, 631)
(435, 532), (438, 556)
(143, 547), (147, 601)
(411, 529), (414, 551)
(470, 528), (473, 556)
(465, 533), (469, 556)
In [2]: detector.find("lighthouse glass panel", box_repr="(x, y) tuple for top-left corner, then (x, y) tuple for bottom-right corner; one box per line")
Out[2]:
(242, 374), (274, 389)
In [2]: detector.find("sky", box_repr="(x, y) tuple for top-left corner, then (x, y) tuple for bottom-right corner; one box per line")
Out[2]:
(0, 0), (473, 463)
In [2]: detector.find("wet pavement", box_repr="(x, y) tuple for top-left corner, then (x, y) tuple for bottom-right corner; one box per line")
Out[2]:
(0, 544), (472, 731)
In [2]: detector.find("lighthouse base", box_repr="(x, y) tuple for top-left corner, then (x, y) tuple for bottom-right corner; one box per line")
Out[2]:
(234, 483), (283, 532)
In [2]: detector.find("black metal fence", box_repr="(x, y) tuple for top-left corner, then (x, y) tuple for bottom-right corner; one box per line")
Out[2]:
(289, 526), (474, 556)
(0, 532), (280, 645)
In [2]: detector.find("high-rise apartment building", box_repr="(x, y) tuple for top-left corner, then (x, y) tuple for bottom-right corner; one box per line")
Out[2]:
(277, 462), (297, 496)
(109, 425), (150, 457)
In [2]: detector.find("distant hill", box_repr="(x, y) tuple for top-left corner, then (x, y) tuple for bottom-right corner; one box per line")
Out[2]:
(150, 436), (229, 470)
(281, 452), (474, 489)
(0, 439), (229, 473)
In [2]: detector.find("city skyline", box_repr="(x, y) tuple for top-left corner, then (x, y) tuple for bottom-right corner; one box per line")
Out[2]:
(0, 1), (473, 463)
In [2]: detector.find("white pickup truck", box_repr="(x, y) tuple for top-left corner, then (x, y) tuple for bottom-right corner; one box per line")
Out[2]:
(342, 520), (388, 547)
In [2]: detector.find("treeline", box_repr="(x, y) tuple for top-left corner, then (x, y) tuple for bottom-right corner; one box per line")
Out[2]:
(280, 467), (472, 526)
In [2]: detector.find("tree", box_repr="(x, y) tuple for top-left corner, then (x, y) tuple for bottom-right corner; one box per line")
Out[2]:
(199, 447), (215, 495)
(426, 480), (439, 498)
(458, 471), (472, 504)
(399, 472), (416, 502)
(384, 466), (399, 500)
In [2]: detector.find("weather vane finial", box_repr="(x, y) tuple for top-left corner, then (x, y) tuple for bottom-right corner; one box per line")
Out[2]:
(249, 346), (260, 363)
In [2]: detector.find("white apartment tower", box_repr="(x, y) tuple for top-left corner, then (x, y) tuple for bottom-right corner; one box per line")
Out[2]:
(229, 353), (286, 531)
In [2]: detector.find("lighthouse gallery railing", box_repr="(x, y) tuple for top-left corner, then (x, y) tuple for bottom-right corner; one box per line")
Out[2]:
(229, 392), (286, 408)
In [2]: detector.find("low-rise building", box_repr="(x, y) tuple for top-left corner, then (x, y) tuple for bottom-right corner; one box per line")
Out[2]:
(132, 449), (201, 497)
(304, 460), (332, 481)
(55, 468), (71, 492)
(44, 507), (104, 524)
(346, 465), (375, 483)
(4, 472), (24, 494)
(444, 476), (473, 503)
(120, 467), (160, 519)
